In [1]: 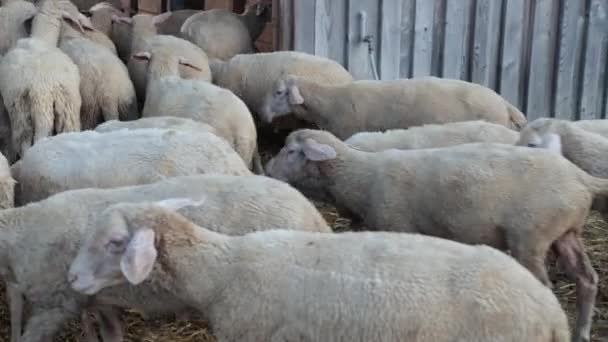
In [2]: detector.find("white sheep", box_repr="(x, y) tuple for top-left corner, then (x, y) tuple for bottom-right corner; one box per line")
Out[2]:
(568, 118), (608, 138)
(517, 118), (608, 220)
(95, 116), (217, 135)
(265, 128), (601, 342)
(0, 0), (37, 55)
(0, 0), (82, 161)
(180, 3), (271, 60)
(134, 50), (262, 173)
(88, 1), (126, 36)
(345, 120), (520, 152)
(261, 75), (527, 139)
(1, 174), (329, 341)
(12, 128), (251, 204)
(154, 9), (199, 36)
(210, 51), (354, 119)
(111, 14), (212, 101)
(0, 152), (15, 210)
(69, 200), (570, 342)
(59, 19), (138, 130)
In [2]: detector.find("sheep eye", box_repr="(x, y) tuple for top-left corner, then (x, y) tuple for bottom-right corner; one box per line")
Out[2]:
(527, 143), (537, 148)
(276, 90), (285, 96)
(287, 150), (296, 155)
(107, 239), (125, 251)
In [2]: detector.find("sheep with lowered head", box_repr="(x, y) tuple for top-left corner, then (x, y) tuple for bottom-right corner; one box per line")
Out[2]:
(59, 16), (138, 130)
(261, 75), (527, 139)
(266, 129), (601, 342)
(210, 51), (353, 118)
(68, 199), (570, 342)
(88, 2), (127, 36)
(1, 174), (330, 341)
(12, 128), (251, 205)
(0, 0), (82, 161)
(113, 14), (212, 100)
(180, 2), (271, 60)
(517, 118), (608, 220)
(345, 120), (520, 152)
(134, 49), (262, 173)
(96, 116), (217, 135)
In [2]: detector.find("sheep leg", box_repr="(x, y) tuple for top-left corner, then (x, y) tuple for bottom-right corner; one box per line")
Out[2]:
(97, 305), (124, 342)
(553, 231), (598, 342)
(252, 148), (265, 175)
(7, 282), (23, 342)
(53, 88), (81, 133)
(508, 238), (552, 288)
(81, 309), (100, 342)
(20, 307), (73, 342)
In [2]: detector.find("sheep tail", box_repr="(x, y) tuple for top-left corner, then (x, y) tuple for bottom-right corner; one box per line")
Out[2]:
(505, 101), (527, 131)
(252, 147), (265, 175)
(53, 85), (81, 134)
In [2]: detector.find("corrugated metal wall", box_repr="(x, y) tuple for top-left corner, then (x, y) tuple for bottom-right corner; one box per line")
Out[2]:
(281, 0), (608, 120)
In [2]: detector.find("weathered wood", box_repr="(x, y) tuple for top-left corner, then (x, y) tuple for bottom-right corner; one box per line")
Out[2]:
(499, 0), (526, 109)
(431, 0), (446, 76)
(278, 0), (294, 51)
(554, 0), (586, 120)
(442, 0), (473, 80)
(580, 0), (608, 120)
(399, 0), (416, 78)
(293, 0), (315, 54)
(526, 0), (559, 120)
(347, 0), (379, 79)
(315, 0), (347, 65)
(471, 0), (503, 89)
(412, 0), (434, 77)
(379, 0), (402, 79)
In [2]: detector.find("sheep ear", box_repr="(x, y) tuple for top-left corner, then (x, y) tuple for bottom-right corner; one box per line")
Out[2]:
(155, 197), (206, 212)
(77, 14), (95, 31)
(153, 11), (172, 25)
(178, 57), (202, 72)
(540, 133), (562, 154)
(287, 83), (304, 105)
(120, 228), (157, 285)
(62, 13), (85, 32)
(302, 138), (336, 161)
(131, 51), (151, 61)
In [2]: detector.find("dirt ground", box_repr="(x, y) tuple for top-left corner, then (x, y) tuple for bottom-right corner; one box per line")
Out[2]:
(0, 128), (606, 341)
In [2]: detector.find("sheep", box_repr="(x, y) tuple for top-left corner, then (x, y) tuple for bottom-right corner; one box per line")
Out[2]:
(59, 19), (138, 130)
(570, 119), (608, 138)
(0, 0), (82, 161)
(0, 152), (15, 209)
(180, 3), (271, 60)
(0, 0), (37, 55)
(154, 9), (199, 36)
(265, 128), (603, 342)
(134, 50), (263, 173)
(517, 118), (608, 221)
(1, 174), (329, 341)
(95, 116), (217, 135)
(88, 1), (126, 36)
(109, 13), (212, 100)
(69, 199), (570, 342)
(210, 51), (354, 119)
(260, 75), (527, 139)
(12, 128), (251, 205)
(345, 120), (520, 152)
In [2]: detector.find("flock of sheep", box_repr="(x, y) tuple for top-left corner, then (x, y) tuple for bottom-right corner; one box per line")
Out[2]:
(0, 0), (606, 341)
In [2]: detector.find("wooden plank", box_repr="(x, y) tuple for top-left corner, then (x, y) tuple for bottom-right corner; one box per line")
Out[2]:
(314, 0), (347, 66)
(442, 0), (473, 80)
(554, 0), (586, 120)
(412, 0), (435, 77)
(399, 0), (416, 78)
(379, 0), (402, 80)
(580, 0), (608, 120)
(431, 0), (446, 76)
(293, 0), (315, 54)
(471, 0), (503, 89)
(526, 0), (559, 120)
(346, 0), (379, 79)
(499, 0), (526, 110)
(277, 0), (293, 51)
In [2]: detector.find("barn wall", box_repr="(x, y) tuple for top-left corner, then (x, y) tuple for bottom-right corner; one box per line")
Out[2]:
(284, 0), (608, 120)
